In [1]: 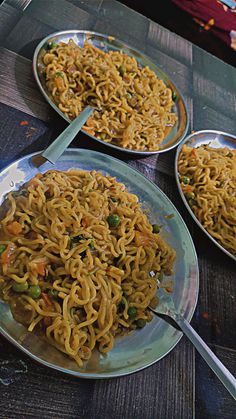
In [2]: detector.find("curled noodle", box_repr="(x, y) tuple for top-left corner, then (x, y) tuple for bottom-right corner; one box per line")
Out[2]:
(178, 144), (236, 256)
(42, 39), (177, 151)
(0, 170), (175, 366)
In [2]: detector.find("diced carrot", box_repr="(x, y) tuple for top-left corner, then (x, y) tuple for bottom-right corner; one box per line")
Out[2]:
(83, 126), (95, 136)
(20, 120), (29, 126)
(6, 221), (22, 235)
(42, 292), (53, 307)
(35, 262), (47, 276)
(190, 149), (197, 157)
(135, 231), (150, 247)
(55, 76), (65, 92)
(1, 243), (16, 265)
(181, 185), (194, 193)
(81, 217), (89, 227)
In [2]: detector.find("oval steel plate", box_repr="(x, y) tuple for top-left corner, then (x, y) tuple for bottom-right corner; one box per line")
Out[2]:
(175, 129), (236, 262)
(0, 149), (198, 378)
(32, 30), (189, 156)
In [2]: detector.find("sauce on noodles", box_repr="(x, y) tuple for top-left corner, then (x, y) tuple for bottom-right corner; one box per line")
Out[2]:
(42, 39), (177, 151)
(0, 169), (175, 366)
(178, 144), (236, 256)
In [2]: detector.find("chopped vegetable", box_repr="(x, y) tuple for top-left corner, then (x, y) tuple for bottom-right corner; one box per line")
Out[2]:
(181, 176), (190, 185)
(117, 298), (126, 313)
(0, 245), (6, 255)
(172, 91), (177, 101)
(185, 192), (195, 200)
(12, 282), (28, 293)
(118, 65), (126, 76)
(20, 120), (29, 126)
(135, 231), (150, 247)
(126, 92), (132, 99)
(136, 318), (146, 328)
(99, 132), (106, 140)
(81, 217), (89, 227)
(89, 240), (95, 250)
(13, 188), (28, 197)
(35, 262), (47, 276)
(189, 198), (197, 207)
(107, 214), (121, 228)
(152, 224), (160, 234)
(48, 289), (59, 299)
(27, 285), (41, 299)
(71, 234), (85, 243)
(1, 243), (15, 265)
(55, 71), (64, 77)
(128, 306), (137, 319)
(46, 42), (57, 50)
(111, 197), (118, 202)
(190, 148), (197, 157)
(165, 213), (174, 220)
(6, 221), (22, 235)
(42, 292), (53, 307)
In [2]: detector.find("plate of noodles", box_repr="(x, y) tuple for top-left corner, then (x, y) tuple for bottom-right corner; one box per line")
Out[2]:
(0, 149), (198, 378)
(33, 30), (189, 155)
(175, 130), (236, 261)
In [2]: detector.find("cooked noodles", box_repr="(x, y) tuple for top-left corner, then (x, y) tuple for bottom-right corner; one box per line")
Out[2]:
(42, 39), (177, 151)
(0, 169), (175, 366)
(178, 144), (236, 255)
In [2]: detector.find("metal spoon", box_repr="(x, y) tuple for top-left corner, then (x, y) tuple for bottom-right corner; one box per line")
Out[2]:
(149, 288), (236, 400)
(32, 106), (94, 166)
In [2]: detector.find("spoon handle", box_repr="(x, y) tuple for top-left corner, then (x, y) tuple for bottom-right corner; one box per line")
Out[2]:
(42, 106), (94, 164)
(175, 315), (236, 399)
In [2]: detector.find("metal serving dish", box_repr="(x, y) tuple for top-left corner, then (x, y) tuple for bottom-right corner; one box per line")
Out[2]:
(0, 148), (198, 379)
(175, 130), (236, 261)
(32, 30), (189, 156)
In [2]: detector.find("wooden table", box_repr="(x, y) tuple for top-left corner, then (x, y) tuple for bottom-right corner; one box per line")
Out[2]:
(0, 1), (235, 418)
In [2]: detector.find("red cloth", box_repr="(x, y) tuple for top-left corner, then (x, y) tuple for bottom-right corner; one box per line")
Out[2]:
(172, 0), (236, 50)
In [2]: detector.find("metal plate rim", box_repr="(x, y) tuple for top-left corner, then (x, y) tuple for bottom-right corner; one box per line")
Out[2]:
(0, 148), (199, 378)
(175, 129), (236, 262)
(32, 29), (189, 156)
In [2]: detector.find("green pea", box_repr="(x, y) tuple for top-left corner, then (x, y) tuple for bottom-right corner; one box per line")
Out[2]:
(0, 245), (6, 255)
(136, 318), (146, 328)
(107, 214), (121, 228)
(181, 176), (190, 185)
(185, 192), (195, 200)
(172, 91), (177, 101)
(152, 224), (160, 234)
(27, 285), (41, 299)
(12, 282), (28, 293)
(111, 197), (118, 202)
(118, 65), (126, 76)
(128, 306), (137, 319)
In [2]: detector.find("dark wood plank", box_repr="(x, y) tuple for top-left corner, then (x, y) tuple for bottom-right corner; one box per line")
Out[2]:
(0, 2), (22, 43)
(0, 48), (51, 121)
(196, 345), (236, 419)
(0, 334), (194, 419)
(26, 0), (95, 31)
(147, 20), (193, 67)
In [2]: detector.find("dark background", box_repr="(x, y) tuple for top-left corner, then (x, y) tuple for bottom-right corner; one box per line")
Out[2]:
(119, 0), (236, 67)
